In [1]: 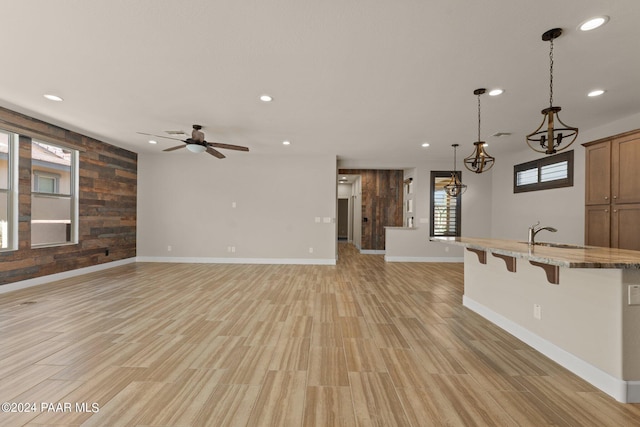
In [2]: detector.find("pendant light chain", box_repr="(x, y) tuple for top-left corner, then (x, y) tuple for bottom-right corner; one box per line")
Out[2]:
(477, 93), (482, 141)
(453, 144), (457, 171)
(549, 38), (554, 108)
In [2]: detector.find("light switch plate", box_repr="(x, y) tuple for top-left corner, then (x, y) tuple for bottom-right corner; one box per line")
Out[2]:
(629, 285), (640, 305)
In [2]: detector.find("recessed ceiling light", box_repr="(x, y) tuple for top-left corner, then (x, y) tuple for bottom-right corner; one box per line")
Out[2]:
(282, 140), (291, 145)
(421, 143), (430, 147)
(488, 89), (504, 96)
(588, 89), (606, 97)
(43, 94), (63, 102)
(260, 94), (273, 102)
(148, 140), (157, 144)
(579, 16), (609, 31)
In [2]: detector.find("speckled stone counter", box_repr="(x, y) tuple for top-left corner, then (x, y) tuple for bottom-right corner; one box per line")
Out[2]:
(430, 236), (640, 269)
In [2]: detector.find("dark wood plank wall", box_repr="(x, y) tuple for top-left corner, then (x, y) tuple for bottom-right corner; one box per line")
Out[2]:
(339, 169), (403, 250)
(0, 107), (137, 286)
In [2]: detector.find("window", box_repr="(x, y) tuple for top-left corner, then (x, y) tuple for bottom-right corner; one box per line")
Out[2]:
(514, 151), (573, 193)
(34, 171), (60, 193)
(430, 171), (461, 237)
(0, 129), (17, 250)
(31, 140), (79, 247)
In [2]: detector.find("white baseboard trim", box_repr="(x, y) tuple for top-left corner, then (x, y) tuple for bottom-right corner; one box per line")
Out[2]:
(463, 295), (639, 403)
(136, 256), (336, 265)
(0, 258), (137, 295)
(359, 249), (385, 255)
(384, 256), (464, 263)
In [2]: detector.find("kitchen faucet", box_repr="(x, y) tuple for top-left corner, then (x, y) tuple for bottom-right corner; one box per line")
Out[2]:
(528, 221), (557, 246)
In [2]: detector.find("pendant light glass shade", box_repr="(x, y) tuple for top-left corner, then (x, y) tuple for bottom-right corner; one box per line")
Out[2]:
(526, 28), (578, 155)
(464, 88), (495, 173)
(444, 144), (467, 196)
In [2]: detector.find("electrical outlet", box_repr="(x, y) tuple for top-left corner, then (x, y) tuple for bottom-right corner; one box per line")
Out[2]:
(231, 246), (236, 253)
(309, 247), (314, 253)
(167, 245), (172, 252)
(533, 304), (542, 320)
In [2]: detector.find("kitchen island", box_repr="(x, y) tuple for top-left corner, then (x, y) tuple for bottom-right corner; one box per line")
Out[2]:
(431, 236), (640, 403)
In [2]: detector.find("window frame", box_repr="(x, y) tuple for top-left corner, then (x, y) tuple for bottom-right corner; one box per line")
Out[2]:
(0, 129), (18, 251)
(513, 150), (574, 193)
(33, 170), (61, 194)
(430, 171), (462, 237)
(30, 139), (79, 248)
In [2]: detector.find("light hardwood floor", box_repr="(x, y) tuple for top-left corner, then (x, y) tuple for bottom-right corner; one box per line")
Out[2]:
(1, 243), (639, 426)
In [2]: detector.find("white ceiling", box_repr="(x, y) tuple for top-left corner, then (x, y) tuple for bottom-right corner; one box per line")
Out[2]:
(1, 0), (639, 167)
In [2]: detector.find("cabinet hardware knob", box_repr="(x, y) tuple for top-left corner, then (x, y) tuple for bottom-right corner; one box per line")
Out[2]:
(605, 209), (609, 212)
(613, 195), (617, 199)
(614, 210), (618, 213)
(604, 196), (609, 200)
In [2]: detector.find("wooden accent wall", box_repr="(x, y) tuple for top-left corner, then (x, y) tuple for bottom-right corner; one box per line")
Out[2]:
(0, 107), (137, 286)
(339, 169), (403, 250)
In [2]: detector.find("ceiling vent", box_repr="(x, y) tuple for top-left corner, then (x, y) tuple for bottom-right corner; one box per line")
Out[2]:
(492, 132), (512, 137)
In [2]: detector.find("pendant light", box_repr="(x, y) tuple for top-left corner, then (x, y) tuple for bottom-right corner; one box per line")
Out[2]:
(464, 88), (495, 173)
(444, 144), (467, 197)
(526, 28), (578, 155)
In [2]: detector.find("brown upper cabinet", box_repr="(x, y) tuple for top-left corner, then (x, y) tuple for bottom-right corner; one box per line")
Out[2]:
(583, 129), (640, 250)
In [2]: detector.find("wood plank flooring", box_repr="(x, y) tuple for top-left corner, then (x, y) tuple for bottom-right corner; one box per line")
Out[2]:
(1, 242), (639, 426)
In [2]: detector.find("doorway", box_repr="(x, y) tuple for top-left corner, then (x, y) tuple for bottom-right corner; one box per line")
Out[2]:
(338, 198), (349, 241)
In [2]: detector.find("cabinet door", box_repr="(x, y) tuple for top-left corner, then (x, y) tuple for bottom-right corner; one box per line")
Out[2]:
(585, 205), (611, 247)
(585, 141), (611, 205)
(612, 133), (640, 204)
(611, 203), (640, 250)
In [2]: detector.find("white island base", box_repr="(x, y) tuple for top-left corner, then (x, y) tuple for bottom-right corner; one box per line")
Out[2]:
(462, 250), (640, 403)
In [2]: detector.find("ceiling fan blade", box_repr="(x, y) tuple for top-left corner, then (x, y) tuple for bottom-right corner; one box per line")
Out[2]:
(163, 145), (186, 152)
(137, 132), (185, 142)
(208, 142), (249, 152)
(206, 147), (226, 159)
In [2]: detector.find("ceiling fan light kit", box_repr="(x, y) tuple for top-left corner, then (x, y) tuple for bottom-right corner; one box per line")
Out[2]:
(464, 88), (495, 173)
(526, 28), (578, 155)
(186, 144), (206, 153)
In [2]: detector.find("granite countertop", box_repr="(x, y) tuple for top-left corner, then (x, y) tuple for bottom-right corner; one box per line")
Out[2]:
(430, 236), (640, 269)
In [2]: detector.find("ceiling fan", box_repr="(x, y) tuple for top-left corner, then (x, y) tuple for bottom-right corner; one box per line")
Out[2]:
(138, 125), (249, 159)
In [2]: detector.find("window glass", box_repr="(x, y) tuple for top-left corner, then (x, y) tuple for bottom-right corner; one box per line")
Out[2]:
(430, 171), (461, 237)
(31, 140), (78, 246)
(540, 161), (568, 182)
(0, 129), (16, 250)
(514, 151), (573, 193)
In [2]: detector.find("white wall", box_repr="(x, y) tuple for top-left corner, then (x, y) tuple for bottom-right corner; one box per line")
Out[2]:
(490, 112), (640, 245)
(385, 158), (493, 261)
(137, 152), (337, 263)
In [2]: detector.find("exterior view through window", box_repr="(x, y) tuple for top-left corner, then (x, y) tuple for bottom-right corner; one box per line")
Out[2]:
(0, 129), (16, 249)
(430, 171), (461, 237)
(31, 140), (78, 246)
